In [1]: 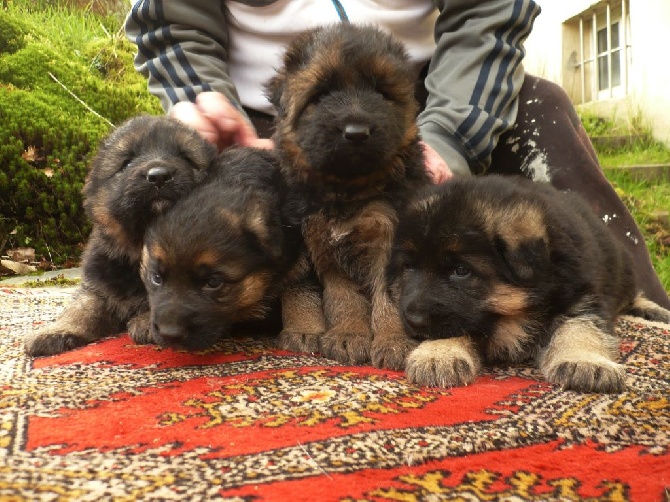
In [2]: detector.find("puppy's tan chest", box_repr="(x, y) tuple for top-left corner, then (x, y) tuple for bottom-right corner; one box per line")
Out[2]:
(304, 201), (397, 278)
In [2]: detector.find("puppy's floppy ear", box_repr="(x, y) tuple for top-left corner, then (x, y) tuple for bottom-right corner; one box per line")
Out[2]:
(242, 196), (285, 261)
(494, 236), (550, 284)
(265, 29), (317, 117)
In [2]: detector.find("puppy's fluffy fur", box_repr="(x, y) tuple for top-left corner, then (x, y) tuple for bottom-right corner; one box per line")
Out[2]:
(266, 23), (431, 367)
(137, 147), (304, 351)
(387, 175), (670, 393)
(25, 116), (216, 356)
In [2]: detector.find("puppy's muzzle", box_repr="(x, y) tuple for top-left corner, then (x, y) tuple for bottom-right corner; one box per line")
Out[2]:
(343, 123), (371, 143)
(400, 276), (434, 339)
(153, 320), (187, 345)
(146, 166), (173, 188)
(403, 301), (430, 332)
(151, 304), (190, 346)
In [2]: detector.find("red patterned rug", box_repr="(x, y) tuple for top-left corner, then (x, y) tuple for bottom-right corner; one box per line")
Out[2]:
(1, 287), (669, 500)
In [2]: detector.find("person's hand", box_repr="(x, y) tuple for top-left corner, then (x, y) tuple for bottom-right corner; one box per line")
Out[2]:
(420, 140), (453, 184)
(169, 91), (273, 150)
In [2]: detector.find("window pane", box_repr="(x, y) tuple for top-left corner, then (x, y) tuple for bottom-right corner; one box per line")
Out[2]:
(597, 28), (608, 53)
(611, 21), (620, 49)
(598, 55), (609, 91)
(611, 50), (621, 87)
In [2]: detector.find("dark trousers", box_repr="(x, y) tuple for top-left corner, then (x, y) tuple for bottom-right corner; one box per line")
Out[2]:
(490, 75), (670, 309)
(247, 74), (670, 309)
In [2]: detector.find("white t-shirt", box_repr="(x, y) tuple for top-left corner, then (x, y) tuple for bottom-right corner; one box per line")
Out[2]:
(225, 0), (438, 114)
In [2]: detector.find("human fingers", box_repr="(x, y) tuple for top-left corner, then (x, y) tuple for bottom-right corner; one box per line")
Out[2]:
(250, 138), (275, 150)
(196, 92), (259, 148)
(169, 101), (221, 147)
(420, 141), (453, 184)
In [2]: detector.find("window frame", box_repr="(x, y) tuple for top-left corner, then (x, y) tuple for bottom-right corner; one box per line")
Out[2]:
(565, 0), (630, 104)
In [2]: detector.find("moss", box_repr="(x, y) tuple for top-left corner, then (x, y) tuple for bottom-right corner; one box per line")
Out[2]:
(22, 274), (81, 288)
(83, 35), (141, 82)
(0, 4), (162, 265)
(0, 9), (29, 54)
(0, 87), (94, 262)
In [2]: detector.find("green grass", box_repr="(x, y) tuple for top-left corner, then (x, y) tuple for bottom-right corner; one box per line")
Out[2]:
(7, 1), (125, 49)
(6, 1), (139, 87)
(598, 144), (670, 168)
(579, 109), (670, 166)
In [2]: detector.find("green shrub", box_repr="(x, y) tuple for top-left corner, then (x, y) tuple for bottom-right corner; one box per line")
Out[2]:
(0, 5), (161, 264)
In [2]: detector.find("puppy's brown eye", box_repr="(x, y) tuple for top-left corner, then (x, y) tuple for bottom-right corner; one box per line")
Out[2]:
(151, 271), (163, 286)
(451, 265), (471, 279)
(120, 157), (133, 170)
(308, 86), (329, 105)
(376, 86), (393, 101)
(204, 276), (224, 290)
(177, 150), (195, 166)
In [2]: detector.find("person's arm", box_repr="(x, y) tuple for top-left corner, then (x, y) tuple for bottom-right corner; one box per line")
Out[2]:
(419, 0), (541, 175)
(124, 1), (267, 149)
(124, 0), (240, 114)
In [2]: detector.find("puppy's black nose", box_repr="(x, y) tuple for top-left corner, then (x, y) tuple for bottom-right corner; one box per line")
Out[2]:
(154, 323), (186, 345)
(403, 308), (429, 330)
(343, 124), (370, 142)
(146, 166), (172, 187)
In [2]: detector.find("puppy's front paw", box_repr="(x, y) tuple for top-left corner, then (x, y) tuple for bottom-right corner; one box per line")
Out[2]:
(370, 336), (419, 371)
(540, 316), (626, 393)
(627, 294), (670, 324)
(318, 329), (372, 365)
(543, 357), (626, 393)
(405, 338), (481, 388)
(24, 329), (90, 357)
(127, 311), (154, 345)
(276, 329), (321, 354)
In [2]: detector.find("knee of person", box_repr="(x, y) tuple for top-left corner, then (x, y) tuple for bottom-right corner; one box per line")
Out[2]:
(523, 74), (572, 108)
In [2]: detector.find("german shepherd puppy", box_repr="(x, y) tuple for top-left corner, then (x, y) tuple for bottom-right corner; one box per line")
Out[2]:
(137, 147), (304, 350)
(266, 23), (431, 367)
(24, 116), (216, 356)
(387, 175), (670, 393)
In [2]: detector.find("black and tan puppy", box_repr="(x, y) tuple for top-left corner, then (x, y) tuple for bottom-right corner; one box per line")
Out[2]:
(387, 175), (670, 393)
(136, 147), (304, 350)
(24, 116), (217, 356)
(266, 23), (431, 367)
